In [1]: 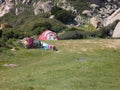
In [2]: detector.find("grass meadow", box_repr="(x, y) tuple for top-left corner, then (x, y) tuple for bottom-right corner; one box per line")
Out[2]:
(0, 39), (120, 90)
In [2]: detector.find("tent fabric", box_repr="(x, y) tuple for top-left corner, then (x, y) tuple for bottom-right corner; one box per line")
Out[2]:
(38, 30), (59, 40)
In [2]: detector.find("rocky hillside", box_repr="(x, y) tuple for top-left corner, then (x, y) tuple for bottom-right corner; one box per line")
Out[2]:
(0, 0), (120, 38)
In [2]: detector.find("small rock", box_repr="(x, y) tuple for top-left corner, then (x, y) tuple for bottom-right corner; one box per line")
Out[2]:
(3, 63), (19, 67)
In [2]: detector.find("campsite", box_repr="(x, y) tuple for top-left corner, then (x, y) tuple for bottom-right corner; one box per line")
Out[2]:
(0, 39), (120, 90)
(0, 0), (120, 90)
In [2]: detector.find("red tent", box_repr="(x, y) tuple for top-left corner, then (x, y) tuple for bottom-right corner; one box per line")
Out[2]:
(38, 30), (59, 40)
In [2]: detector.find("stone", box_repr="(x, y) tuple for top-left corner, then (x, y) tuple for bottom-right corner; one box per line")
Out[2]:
(104, 8), (120, 26)
(34, 1), (54, 15)
(112, 22), (120, 38)
(49, 15), (55, 19)
(90, 16), (103, 28)
(3, 63), (19, 67)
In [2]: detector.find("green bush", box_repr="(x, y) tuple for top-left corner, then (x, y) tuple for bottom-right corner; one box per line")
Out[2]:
(58, 26), (104, 39)
(2, 28), (24, 40)
(79, 24), (96, 31)
(0, 38), (6, 48)
(51, 6), (75, 24)
(28, 19), (66, 34)
(59, 30), (84, 40)
(51, 6), (63, 15)
(31, 22), (52, 35)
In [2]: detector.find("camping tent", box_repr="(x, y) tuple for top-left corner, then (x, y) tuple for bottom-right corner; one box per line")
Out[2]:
(38, 30), (59, 40)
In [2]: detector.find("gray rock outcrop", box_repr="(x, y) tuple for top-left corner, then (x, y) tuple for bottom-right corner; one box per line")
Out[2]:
(33, 1), (54, 15)
(104, 8), (120, 26)
(87, 0), (120, 28)
(0, 0), (15, 17)
(112, 22), (120, 38)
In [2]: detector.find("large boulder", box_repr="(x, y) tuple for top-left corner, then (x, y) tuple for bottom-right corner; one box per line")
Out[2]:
(104, 8), (120, 26)
(0, 0), (32, 17)
(0, 0), (15, 17)
(90, 16), (103, 28)
(112, 22), (120, 38)
(33, 1), (54, 15)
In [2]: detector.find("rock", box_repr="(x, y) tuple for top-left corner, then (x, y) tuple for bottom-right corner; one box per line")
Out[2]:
(49, 15), (54, 19)
(82, 10), (91, 15)
(3, 63), (19, 67)
(10, 47), (17, 52)
(15, 7), (25, 15)
(0, 0), (14, 17)
(74, 15), (83, 26)
(104, 8), (120, 26)
(90, 16), (103, 28)
(112, 22), (120, 38)
(33, 1), (54, 15)
(0, 0), (32, 17)
(57, 0), (77, 14)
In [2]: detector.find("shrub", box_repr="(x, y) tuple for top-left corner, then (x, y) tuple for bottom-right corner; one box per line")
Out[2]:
(51, 6), (75, 24)
(0, 39), (6, 47)
(59, 30), (84, 40)
(31, 22), (52, 35)
(2, 28), (24, 40)
(58, 27), (101, 39)
(51, 6), (63, 15)
(79, 24), (96, 31)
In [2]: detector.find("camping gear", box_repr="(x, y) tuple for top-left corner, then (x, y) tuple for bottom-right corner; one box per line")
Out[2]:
(38, 30), (59, 40)
(18, 37), (58, 51)
(27, 37), (34, 48)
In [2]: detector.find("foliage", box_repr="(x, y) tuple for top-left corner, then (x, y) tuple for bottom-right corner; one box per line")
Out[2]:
(0, 5), (34, 26)
(79, 24), (96, 31)
(21, 18), (66, 34)
(59, 27), (97, 39)
(0, 38), (6, 48)
(31, 22), (52, 35)
(69, 0), (89, 13)
(51, 6), (63, 15)
(59, 30), (83, 39)
(2, 28), (24, 40)
(51, 6), (75, 24)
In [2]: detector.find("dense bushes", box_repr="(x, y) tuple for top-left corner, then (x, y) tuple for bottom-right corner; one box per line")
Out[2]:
(59, 30), (83, 39)
(2, 29), (24, 40)
(51, 6), (75, 24)
(0, 39), (6, 48)
(19, 17), (66, 34)
(59, 27), (84, 39)
(69, 0), (89, 11)
(31, 22), (52, 35)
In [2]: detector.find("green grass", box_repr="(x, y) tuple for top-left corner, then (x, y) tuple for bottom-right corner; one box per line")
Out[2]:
(0, 39), (120, 90)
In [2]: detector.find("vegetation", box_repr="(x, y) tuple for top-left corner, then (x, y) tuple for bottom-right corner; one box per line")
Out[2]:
(51, 6), (76, 24)
(0, 39), (120, 90)
(31, 22), (52, 35)
(0, 0), (119, 50)
(69, 0), (89, 13)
